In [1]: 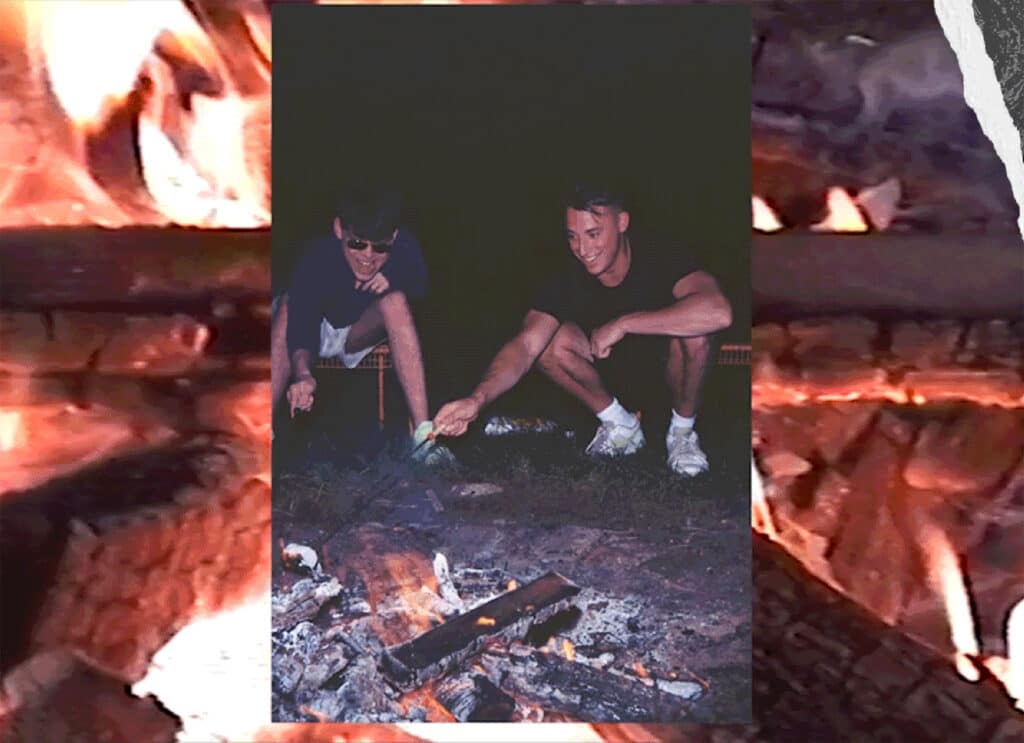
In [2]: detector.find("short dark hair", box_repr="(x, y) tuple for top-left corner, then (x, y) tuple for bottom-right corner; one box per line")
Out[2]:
(562, 182), (626, 215)
(336, 187), (402, 242)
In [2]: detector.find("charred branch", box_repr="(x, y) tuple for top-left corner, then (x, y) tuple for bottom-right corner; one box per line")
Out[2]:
(380, 572), (581, 691)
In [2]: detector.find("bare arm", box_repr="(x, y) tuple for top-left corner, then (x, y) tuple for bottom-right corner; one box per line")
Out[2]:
(378, 291), (430, 427)
(469, 310), (560, 408)
(434, 311), (559, 436)
(291, 349), (313, 380)
(619, 271), (732, 337)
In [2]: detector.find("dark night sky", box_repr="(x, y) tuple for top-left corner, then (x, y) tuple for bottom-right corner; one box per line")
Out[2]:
(273, 5), (750, 403)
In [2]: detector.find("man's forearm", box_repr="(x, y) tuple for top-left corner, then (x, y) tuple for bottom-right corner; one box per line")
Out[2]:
(291, 349), (313, 379)
(619, 292), (732, 338)
(471, 338), (535, 408)
(381, 297), (430, 426)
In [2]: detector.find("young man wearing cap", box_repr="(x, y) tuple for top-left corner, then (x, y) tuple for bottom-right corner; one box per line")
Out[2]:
(271, 189), (442, 459)
(433, 185), (732, 476)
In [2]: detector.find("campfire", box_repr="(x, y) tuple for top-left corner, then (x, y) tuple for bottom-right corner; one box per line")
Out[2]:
(749, 0), (1023, 720)
(0, 0), (270, 228)
(0, 1), (275, 740)
(268, 464), (745, 729)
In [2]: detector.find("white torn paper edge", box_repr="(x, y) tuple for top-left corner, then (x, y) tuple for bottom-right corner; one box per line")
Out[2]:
(934, 0), (1024, 239)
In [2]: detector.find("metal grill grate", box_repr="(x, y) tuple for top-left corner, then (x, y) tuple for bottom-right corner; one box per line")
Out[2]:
(718, 344), (751, 366)
(315, 344), (392, 428)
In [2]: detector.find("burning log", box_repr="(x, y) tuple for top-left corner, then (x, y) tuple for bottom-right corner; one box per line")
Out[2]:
(434, 673), (516, 722)
(380, 572), (581, 691)
(0, 650), (180, 743)
(753, 233), (1024, 319)
(754, 535), (1024, 741)
(0, 228), (269, 309)
(0, 434), (269, 681)
(752, 315), (1023, 409)
(476, 647), (703, 723)
(0, 376), (269, 494)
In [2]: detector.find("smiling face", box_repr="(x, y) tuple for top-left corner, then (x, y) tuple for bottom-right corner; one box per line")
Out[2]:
(565, 205), (631, 283)
(333, 217), (393, 282)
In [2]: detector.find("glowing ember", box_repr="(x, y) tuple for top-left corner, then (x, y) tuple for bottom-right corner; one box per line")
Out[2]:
(632, 662), (649, 679)
(1007, 598), (1024, 711)
(810, 187), (869, 233)
(0, 404), (174, 495)
(131, 592), (271, 743)
(397, 723), (604, 742)
(916, 521), (981, 682)
(562, 639), (575, 662)
(0, 410), (23, 452)
(475, 616), (496, 627)
(751, 457), (778, 539)
(752, 195), (784, 232)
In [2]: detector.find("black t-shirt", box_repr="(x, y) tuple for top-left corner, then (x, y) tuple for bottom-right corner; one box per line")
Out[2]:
(531, 233), (701, 333)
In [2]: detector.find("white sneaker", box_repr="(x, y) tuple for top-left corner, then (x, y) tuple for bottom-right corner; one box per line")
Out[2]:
(666, 427), (709, 476)
(585, 417), (645, 457)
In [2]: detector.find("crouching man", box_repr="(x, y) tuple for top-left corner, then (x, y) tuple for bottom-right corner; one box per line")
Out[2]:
(271, 188), (443, 460)
(434, 184), (732, 476)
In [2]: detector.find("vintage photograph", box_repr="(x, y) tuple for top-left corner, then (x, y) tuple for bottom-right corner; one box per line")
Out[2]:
(271, 5), (752, 724)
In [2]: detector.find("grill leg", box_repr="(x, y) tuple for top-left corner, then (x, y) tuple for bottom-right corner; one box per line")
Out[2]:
(377, 357), (385, 430)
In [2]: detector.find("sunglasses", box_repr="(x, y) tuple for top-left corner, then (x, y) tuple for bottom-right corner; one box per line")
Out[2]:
(346, 236), (395, 255)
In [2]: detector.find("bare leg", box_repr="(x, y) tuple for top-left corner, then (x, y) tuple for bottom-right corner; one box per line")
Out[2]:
(344, 300), (387, 356)
(666, 334), (712, 417)
(536, 323), (615, 415)
(271, 294), (291, 412)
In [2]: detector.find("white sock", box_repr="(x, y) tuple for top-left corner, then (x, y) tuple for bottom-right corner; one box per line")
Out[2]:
(670, 410), (695, 432)
(597, 398), (636, 428)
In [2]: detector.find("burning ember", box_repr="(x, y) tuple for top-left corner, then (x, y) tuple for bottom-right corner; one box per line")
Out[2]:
(916, 519), (981, 682)
(0, 410), (23, 452)
(810, 187), (868, 233)
(752, 311), (1024, 715)
(753, 182), (896, 234)
(2, 0), (270, 227)
(752, 196), (784, 233)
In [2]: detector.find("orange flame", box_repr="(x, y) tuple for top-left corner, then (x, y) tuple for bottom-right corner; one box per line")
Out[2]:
(475, 616), (496, 627)
(0, 410), (23, 452)
(6, 0), (270, 227)
(1009, 599), (1024, 710)
(751, 457), (778, 540)
(507, 580), (518, 591)
(632, 661), (649, 679)
(917, 521), (980, 682)
(563, 639), (575, 661)
(752, 195), (784, 232)
(811, 187), (869, 233)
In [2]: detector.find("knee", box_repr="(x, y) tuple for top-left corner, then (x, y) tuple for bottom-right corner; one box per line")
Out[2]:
(538, 328), (573, 372)
(681, 334), (711, 358)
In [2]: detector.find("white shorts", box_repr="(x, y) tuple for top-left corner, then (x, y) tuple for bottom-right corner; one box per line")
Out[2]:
(319, 318), (380, 369)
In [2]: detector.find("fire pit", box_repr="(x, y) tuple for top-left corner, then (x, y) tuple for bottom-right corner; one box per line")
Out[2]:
(271, 401), (752, 725)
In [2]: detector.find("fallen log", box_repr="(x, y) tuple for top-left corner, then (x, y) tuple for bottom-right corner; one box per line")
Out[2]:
(753, 233), (1024, 320)
(477, 647), (703, 723)
(379, 571), (580, 691)
(0, 228), (269, 310)
(1, 434), (269, 680)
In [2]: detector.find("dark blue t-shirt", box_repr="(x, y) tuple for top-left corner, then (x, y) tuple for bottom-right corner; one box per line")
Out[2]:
(286, 228), (428, 358)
